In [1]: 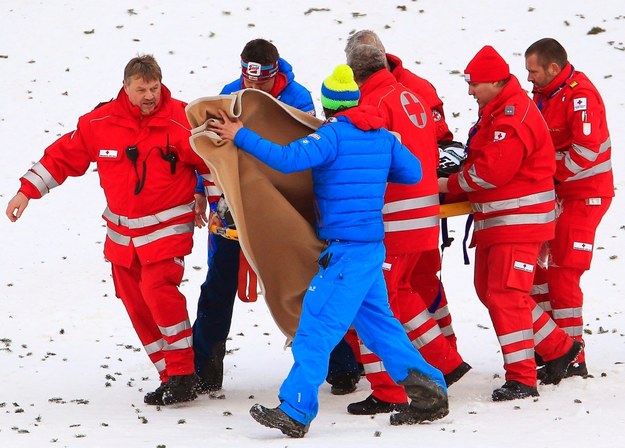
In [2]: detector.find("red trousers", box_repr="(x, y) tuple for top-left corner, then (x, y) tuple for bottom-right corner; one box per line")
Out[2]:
(360, 249), (463, 403)
(531, 197), (611, 363)
(112, 251), (194, 382)
(475, 242), (573, 387)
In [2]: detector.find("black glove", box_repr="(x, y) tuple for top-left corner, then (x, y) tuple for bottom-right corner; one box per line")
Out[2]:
(437, 141), (466, 178)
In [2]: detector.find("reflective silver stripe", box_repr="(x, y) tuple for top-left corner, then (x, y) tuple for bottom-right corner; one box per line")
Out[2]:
(537, 301), (552, 313)
(32, 162), (59, 190)
(202, 173), (214, 182)
(164, 336), (193, 351)
(440, 324), (455, 337)
(552, 307), (583, 320)
(133, 222), (194, 247)
(144, 339), (165, 355)
(531, 304), (544, 322)
(498, 329), (533, 347)
(562, 325), (583, 337)
(154, 359), (166, 373)
(466, 165), (496, 190)
(383, 194), (439, 214)
(363, 361), (386, 374)
(23, 171), (49, 196)
(503, 348), (534, 364)
(569, 136), (611, 166)
(384, 215), (439, 233)
(474, 211), (555, 231)
(106, 227), (131, 246)
(359, 344), (373, 356)
(103, 202), (194, 229)
(534, 318), (557, 346)
(205, 186), (222, 197)
(567, 159), (612, 182)
(403, 310), (431, 333)
(472, 191), (555, 214)
(430, 305), (450, 321)
(158, 319), (192, 337)
(411, 326), (442, 349)
(530, 283), (549, 296)
(457, 171), (476, 192)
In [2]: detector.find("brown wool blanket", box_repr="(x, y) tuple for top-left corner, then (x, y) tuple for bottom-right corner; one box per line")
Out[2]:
(186, 90), (325, 340)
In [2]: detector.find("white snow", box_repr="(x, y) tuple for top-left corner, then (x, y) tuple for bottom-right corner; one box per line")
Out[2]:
(1, 1), (624, 447)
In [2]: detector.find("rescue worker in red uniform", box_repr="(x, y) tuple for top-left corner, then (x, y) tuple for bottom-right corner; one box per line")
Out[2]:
(525, 38), (614, 377)
(345, 30), (460, 354)
(344, 44), (470, 415)
(439, 46), (583, 400)
(5, 55), (211, 406)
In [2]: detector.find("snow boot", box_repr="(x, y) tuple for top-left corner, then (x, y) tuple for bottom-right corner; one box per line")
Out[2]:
(444, 361), (472, 387)
(250, 404), (309, 438)
(389, 396), (449, 425)
(565, 361), (589, 378)
(161, 374), (199, 405)
(196, 341), (226, 393)
(329, 373), (358, 395)
(144, 382), (167, 406)
(492, 380), (539, 401)
(541, 340), (584, 385)
(347, 394), (409, 415)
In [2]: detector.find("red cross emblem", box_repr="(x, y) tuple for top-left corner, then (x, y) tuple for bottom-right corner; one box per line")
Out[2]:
(400, 91), (427, 129)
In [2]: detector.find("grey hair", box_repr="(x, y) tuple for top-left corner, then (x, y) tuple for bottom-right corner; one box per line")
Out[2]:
(347, 44), (387, 83)
(344, 29), (386, 56)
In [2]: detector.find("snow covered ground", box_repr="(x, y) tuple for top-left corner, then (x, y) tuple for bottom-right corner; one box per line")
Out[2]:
(1, 1), (624, 447)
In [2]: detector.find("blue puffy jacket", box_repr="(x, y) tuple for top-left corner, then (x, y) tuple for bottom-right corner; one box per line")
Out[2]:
(233, 105), (422, 242)
(221, 58), (315, 114)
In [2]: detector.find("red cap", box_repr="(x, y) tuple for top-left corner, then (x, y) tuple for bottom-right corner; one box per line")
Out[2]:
(464, 46), (510, 83)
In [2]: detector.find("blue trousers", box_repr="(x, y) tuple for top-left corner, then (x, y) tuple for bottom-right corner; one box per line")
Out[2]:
(192, 233), (359, 380)
(278, 241), (446, 426)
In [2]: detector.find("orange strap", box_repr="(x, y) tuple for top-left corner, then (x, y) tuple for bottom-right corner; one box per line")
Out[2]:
(237, 252), (258, 302)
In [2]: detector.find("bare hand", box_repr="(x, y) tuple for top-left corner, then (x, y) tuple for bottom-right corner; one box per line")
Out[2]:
(6, 192), (29, 222)
(194, 193), (208, 228)
(438, 177), (450, 193)
(207, 109), (244, 141)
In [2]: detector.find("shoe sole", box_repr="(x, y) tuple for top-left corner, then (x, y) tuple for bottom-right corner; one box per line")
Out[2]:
(250, 404), (307, 438)
(390, 405), (449, 425)
(347, 402), (409, 415)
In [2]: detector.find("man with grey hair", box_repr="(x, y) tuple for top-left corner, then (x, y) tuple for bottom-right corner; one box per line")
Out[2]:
(345, 45), (469, 417)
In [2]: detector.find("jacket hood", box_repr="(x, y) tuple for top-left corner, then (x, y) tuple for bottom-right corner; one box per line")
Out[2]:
(335, 104), (386, 131)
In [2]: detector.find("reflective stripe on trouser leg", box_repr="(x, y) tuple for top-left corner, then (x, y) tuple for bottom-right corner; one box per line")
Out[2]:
(474, 242), (540, 386)
(531, 304), (574, 362)
(140, 257), (194, 376)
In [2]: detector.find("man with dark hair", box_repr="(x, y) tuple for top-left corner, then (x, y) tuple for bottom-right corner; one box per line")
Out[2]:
(345, 44), (469, 415)
(208, 64), (448, 437)
(6, 54), (211, 406)
(525, 38), (614, 377)
(193, 39), (361, 396)
(439, 45), (583, 401)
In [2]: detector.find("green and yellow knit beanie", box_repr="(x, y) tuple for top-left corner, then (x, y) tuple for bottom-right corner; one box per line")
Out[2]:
(320, 64), (360, 111)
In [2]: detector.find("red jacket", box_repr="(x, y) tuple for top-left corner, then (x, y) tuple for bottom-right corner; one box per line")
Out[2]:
(532, 63), (614, 200)
(447, 76), (556, 248)
(359, 69), (439, 254)
(19, 85), (210, 267)
(387, 53), (454, 143)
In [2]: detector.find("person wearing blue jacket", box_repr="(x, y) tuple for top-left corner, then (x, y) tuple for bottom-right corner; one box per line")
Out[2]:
(207, 64), (449, 438)
(193, 39), (360, 396)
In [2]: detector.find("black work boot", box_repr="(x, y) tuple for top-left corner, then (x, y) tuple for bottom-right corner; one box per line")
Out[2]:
(250, 404), (309, 438)
(197, 341), (226, 393)
(329, 373), (358, 395)
(144, 382), (167, 406)
(348, 394), (409, 415)
(492, 380), (539, 401)
(541, 340), (584, 385)
(389, 369), (449, 425)
(161, 374), (199, 405)
(444, 361), (472, 387)
(565, 361), (589, 378)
